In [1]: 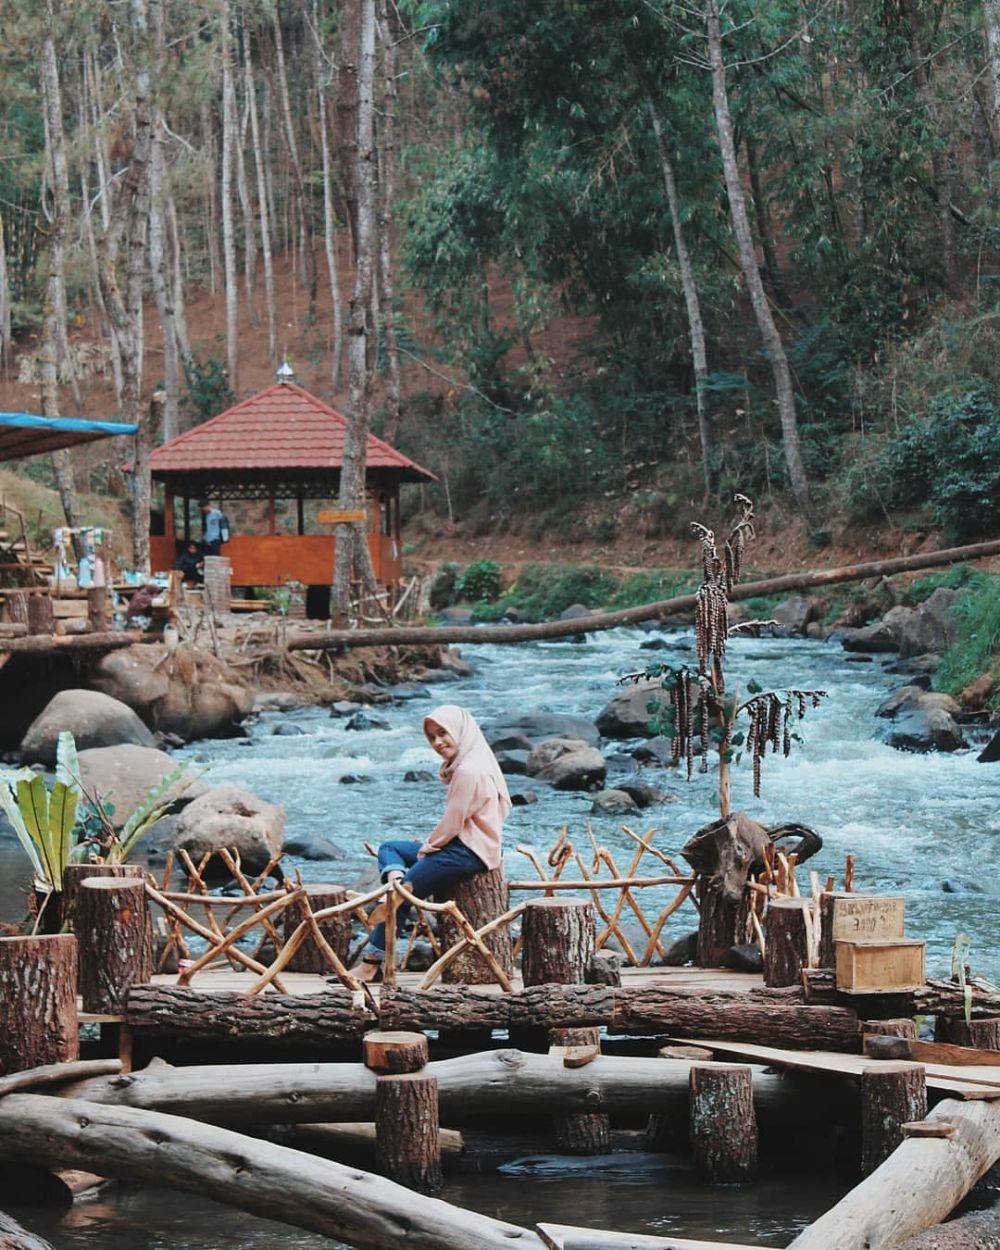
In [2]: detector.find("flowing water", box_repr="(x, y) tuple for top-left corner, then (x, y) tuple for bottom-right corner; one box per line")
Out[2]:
(0, 628), (997, 1248)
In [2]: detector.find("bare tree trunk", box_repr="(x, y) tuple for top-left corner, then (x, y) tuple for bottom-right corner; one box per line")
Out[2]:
(235, 81), (257, 321)
(272, 2), (317, 317)
(243, 22), (277, 365)
(166, 193), (193, 371)
(377, 0), (401, 441)
(148, 1), (179, 441)
(706, 0), (817, 527)
(333, 0), (379, 618)
(313, 1), (344, 389)
(219, 0), (240, 393)
(337, 0), (361, 254)
(0, 210), (10, 370)
(648, 96), (713, 494)
(745, 134), (785, 303)
(987, 0), (1000, 126)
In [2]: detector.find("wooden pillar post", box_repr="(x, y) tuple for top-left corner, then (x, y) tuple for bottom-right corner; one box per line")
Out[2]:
(296, 492), (305, 535)
(647, 1044), (714, 1152)
(764, 898), (815, 987)
(26, 594), (54, 637)
(521, 898), (595, 986)
(0, 935), (79, 1074)
(63, 863), (144, 977)
(86, 587), (108, 632)
(183, 495), (191, 543)
(268, 490), (276, 535)
(77, 877), (154, 1014)
(364, 1030), (442, 1194)
(550, 1027), (611, 1155)
(689, 1063), (758, 1183)
(935, 1016), (1000, 1049)
(696, 877), (750, 968)
(861, 1062), (927, 1175)
(281, 884), (350, 973)
(441, 867), (514, 985)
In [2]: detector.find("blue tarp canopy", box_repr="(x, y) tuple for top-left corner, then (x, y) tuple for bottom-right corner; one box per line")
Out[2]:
(0, 412), (138, 461)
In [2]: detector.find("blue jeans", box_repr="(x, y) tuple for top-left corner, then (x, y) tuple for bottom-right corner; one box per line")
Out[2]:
(363, 838), (486, 961)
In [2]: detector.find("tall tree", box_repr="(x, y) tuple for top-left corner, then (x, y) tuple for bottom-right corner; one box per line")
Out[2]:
(332, 0), (380, 618)
(312, 0), (344, 389)
(219, 0), (240, 392)
(376, 0), (401, 441)
(704, 0), (817, 527)
(243, 20), (278, 364)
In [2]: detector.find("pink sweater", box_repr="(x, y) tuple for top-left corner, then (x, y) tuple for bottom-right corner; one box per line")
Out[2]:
(419, 764), (504, 870)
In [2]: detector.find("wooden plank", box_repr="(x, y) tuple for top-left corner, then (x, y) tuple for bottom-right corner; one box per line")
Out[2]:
(316, 508), (368, 524)
(664, 1037), (1000, 1098)
(902, 1121), (957, 1139)
(909, 1039), (1000, 1069)
(563, 1045), (600, 1069)
(536, 1225), (759, 1250)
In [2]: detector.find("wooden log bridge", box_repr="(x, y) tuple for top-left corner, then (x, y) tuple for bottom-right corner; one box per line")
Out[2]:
(280, 539), (1000, 650)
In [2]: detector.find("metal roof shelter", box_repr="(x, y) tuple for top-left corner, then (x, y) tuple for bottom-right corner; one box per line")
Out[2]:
(0, 412), (138, 461)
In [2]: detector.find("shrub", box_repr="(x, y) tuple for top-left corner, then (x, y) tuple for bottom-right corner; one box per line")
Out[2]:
(934, 573), (1000, 710)
(430, 563), (461, 609)
(456, 559), (501, 602)
(184, 355), (234, 421)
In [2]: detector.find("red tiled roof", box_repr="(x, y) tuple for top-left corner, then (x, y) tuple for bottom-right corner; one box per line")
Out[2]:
(150, 382), (435, 481)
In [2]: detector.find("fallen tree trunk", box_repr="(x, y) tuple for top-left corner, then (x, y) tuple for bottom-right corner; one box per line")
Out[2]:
(787, 1096), (1000, 1250)
(0, 1210), (53, 1250)
(62, 1048), (853, 1133)
(126, 984), (374, 1042)
(896, 1207), (1000, 1249)
(804, 970), (1000, 1018)
(0, 1094), (543, 1250)
(282, 540), (1000, 651)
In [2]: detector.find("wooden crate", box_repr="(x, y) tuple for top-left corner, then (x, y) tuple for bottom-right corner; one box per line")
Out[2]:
(835, 938), (925, 994)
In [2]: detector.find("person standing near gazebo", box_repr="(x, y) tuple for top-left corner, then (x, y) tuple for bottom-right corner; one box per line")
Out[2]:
(200, 499), (226, 556)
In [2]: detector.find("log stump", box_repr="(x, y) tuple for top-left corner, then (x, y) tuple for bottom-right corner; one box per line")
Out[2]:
(362, 1030), (429, 1075)
(77, 877), (154, 1014)
(935, 1015), (1000, 1050)
(26, 595), (53, 637)
(550, 1027), (611, 1155)
(764, 898), (815, 988)
(696, 878), (750, 968)
(647, 1045), (715, 1151)
(861, 1061), (927, 1175)
(282, 884), (350, 974)
(689, 1063), (758, 1183)
(440, 867), (513, 985)
(63, 864), (144, 978)
(374, 1074), (443, 1193)
(0, 935), (79, 1074)
(521, 898), (595, 986)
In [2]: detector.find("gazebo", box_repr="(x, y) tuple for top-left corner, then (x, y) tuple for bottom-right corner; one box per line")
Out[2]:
(148, 373), (434, 608)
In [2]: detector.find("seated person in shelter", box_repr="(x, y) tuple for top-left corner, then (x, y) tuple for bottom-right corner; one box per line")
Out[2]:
(355, 704), (510, 983)
(200, 499), (225, 556)
(173, 541), (204, 585)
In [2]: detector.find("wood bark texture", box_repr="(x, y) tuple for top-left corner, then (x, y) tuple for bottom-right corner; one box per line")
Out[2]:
(375, 1074), (443, 1193)
(78, 878), (153, 1014)
(696, 877), (749, 968)
(283, 885), (350, 973)
(363, 1031), (429, 1074)
(551, 1028), (611, 1155)
(764, 898), (814, 987)
(689, 1063), (758, 1182)
(126, 984), (374, 1042)
(63, 863), (143, 976)
(0, 936), (78, 1075)
(936, 1016), (1000, 1049)
(861, 1062), (927, 1175)
(0, 1094), (542, 1250)
(896, 1207), (1000, 1249)
(441, 867), (514, 985)
(521, 899), (595, 986)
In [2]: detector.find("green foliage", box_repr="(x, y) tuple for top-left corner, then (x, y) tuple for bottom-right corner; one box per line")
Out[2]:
(184, 355), (235, 421)
(429, 562), (461, 610)
(455, 559), (501, 603)
(933, 574), (1000, 711)
(0, 755), (80, 892)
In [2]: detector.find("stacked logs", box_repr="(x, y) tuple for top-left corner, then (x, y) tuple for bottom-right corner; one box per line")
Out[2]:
(363, 1030), (442, 1194)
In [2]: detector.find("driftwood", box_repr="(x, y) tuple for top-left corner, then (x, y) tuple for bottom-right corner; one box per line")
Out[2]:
(279, 539), (1000, 651)
(537, 1230), (761, 1250)
(0, 1094), (543, 1250)
(788, 1096), (1000, 1249)
(0, 1210), (53, 1250)
(0, 1059), (121, 1099)
(897, 1208), (1000, 1249)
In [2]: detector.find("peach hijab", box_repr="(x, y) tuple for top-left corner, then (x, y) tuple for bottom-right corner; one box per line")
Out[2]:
(423, 704), (511, 816)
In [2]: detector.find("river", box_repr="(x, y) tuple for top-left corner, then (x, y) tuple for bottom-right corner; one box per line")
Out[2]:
(1, 628), (996, 1248)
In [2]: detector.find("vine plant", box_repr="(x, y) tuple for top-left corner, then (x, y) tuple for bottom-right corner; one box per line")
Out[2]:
(622, 494), (827, 818)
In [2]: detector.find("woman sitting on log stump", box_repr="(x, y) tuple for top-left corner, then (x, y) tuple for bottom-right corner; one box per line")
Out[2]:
(355, 705), (511, 983)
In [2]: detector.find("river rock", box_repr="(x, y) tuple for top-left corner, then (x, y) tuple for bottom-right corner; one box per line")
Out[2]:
(339, 773), (374, 784)
(88, 645), (253, 741)
(483, 712), (600, 748)
(330, 701), (362, 717)
(724, 943), (764, 974)
(616, 780), (669, 808)
(841, 606), (912, 653)
(510, 789), (538, 806)
(531, 745), (607, 791)
(876, 686), (962, 720)
(490, 732), (534, 753)
(595, 680), (670, 739)
(897, 587), (961, 658)
(771, 595), (816, 635)
(345, 710), (390, 731)
(20, 689), (156, 766)
(631, 736), (674, 767)
(662, 931), (698, 967)
(253, 692), (302, 713)
(883, 653), (941, 676)
(389, 683), (431, 701)
(941, 878), (986, 893)
(886, 706), (968, 753)
(439, 649), (474, 676)
(418, 668), (461, 684)
(978, 731), (1000, 764)
(496, 749), (531, 775)
(403, 770), (437, 782)
(559, 603), (593, 622)
(172, 783), (285, 871)
(283, 832), (347, 861)
(639, 637), (669, 650)
(76, 744), (206, 828)
(271, 722), (307, 736)
(590, 789), (639, 816)
(526, 736), (589, 773)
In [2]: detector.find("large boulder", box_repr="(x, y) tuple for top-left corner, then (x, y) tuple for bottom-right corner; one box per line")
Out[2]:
(495, 749), (531, 775)
(21, 689), (156, 766)
(897, 588), (960, 658)
(558, 603), (593, 622)
(886, 706), (968, 753)
(841, 606), (914, 653)
(483, 712), (600, 748)
(526, 737), (590, 775)
(876, 686), (961, 720)
(595, 681), (670, 739)
(89, 645), (254, 742)
(531, 745), (606, 791)
(76, 744), (206, 828)
(590, 789), (639, 816)
(632, 736), (674, 767)
(771, 595), (816, 636)
(171, 783), (285, 871)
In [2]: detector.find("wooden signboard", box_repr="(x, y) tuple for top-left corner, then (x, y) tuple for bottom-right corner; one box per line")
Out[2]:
(836, 937), (925, 994)
(830, 895), (905, 943)
(316, 509), (368, 525)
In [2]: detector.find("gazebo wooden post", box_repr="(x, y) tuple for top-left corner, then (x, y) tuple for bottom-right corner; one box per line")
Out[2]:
(297, 492), (305, 536)
(163, 493), (174, 545)
(183, 495), (191, 543)
(268, 490), (276, 535)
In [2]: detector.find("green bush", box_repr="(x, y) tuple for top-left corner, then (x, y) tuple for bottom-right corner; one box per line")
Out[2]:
(933, 573), (1000, 710)
(184, 355), (235, 421)
(456, 559), (501, 602)
(429, 563), (461, 609)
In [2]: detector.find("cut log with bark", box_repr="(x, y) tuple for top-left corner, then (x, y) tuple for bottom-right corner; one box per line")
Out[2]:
(363, 1031), (429, 1074)
(521, 899), (595, 986)
(0, 935), (78, 1074)
(62, 864), (143, 966)
(550, 1028), (611, 1155)
(283, 885), (350, 974)
(375, 1074), (443, 1193)
(861, 1062), (927, 1175)
(441, 868), (513, 985)
(804, 969), (1000, 1018)
(0, 1094), (542, 1250)
(380, 984), (615, 1034)
(936, 1017), (1000, 1050)
(764, 898), (815, 988)
(689, 1064), (757, 1182)
(788, 1097), (1000, 1249)
(77, 877), (154, 1014)
(126, 985), (375, 1043)
(896, 1207), (1000, 1249)
(0, 1210), (53, 1250)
